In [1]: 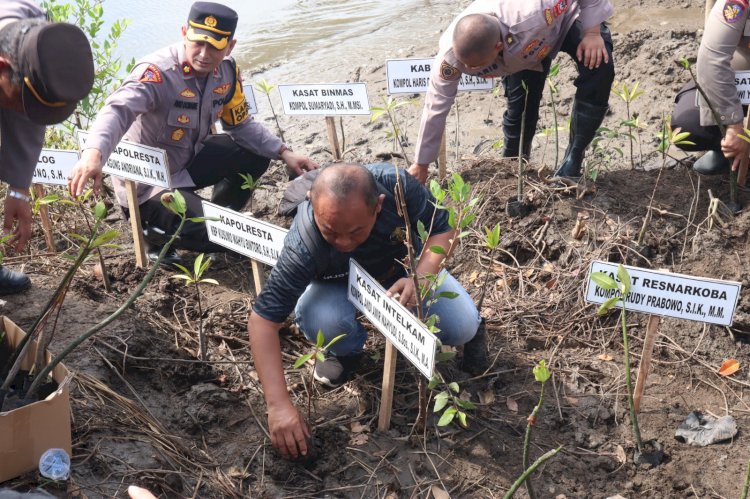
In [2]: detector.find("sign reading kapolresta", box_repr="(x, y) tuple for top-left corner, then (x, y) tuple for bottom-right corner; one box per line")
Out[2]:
(386, 58), (494, 94)
(32, 149), (79, 186)
(202, 201), (287, 266)
(278, 83), (370, 116)
(77, 131), (170, 188)
(347, 259), (436, 378)
(585, 261), (741, 326)
(736, 71), (750, 105)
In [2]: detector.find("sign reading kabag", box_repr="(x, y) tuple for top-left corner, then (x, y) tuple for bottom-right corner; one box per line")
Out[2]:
(386, 58), (494, 94)
(278, 83), (370, 116)
(347, 260), (436, 378)
(736, 71), (750, 105)
(77, 131), (170, 188)
(33, 149), (79, 186)
(202, 201), (287, 266)
(585, 261), (741, 326)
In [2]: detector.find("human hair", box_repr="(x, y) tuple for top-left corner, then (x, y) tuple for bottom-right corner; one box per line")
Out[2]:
(452, 13), (500, 63)
(310, 163), (380, 210)
(0, 18), (46, 85)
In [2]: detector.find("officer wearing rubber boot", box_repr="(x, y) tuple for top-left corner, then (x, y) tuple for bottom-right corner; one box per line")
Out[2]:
(409, 0), (615, 183)
(0, 0), (94, 294)
(671, 0), (750, 175)
(69, 2), (317, 264)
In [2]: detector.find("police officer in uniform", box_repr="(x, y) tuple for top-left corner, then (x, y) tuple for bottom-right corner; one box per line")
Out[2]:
(409, 0), (615, 183)
(671, 0), (750, 174)
(0, 0), (94, 294)
(69, 2), (317, 262)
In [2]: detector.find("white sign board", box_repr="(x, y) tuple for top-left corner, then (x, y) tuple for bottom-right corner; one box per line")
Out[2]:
(736, 71), (750, 105)
(347, 259), (435, 378)
(278, 83), (370, 116)
(242, 84), (259, 115)
(386, 58), (494, 94)
(585, 261), (741, 326)
(77, 130), (170, 188)
(202, 201), (287, 266)
(32, 149), (79, 186)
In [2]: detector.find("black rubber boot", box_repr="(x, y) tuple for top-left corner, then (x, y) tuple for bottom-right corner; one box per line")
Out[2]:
(502, 139), (533, 160)
(142, 227), (182, 267)
(693, 150), (730, 175)
(0, 266), (31, 295)
(460, 318), (488, 376)
(210, 177), (253, 212)
(553, 100), (609, 179)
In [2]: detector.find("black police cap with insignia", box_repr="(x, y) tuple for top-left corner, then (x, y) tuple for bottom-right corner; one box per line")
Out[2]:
(186, 2), (238, 51)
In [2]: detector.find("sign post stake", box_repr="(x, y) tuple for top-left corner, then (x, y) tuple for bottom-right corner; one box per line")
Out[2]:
(32, 185), (55, 253)
(250, 260), (266, 296)
(378, 341), (398, 432)
(124, 180), (147, 268)
(325, 116), (342, 160)
(633, 314), (661, 413)
(437, 132), (447, 181)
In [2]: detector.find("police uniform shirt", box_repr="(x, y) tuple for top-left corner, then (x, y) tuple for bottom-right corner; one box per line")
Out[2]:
(697, 0), (750, 127)
(84, 42), (282, 207)
(0, 0), (47, 190)
(414, 0), (614, 166)
(253, 163), (451, 325)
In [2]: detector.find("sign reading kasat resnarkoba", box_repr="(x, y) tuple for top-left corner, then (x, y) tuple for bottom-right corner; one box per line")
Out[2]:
(77, 130), (170, 189)
(386, 58), (494, 95)
(585, 261), (741, 326)
(202, 201), (287, 266)
(33, 149), (79, 186)
(278, 83), (370, 116)
(347, 259), (436, 379)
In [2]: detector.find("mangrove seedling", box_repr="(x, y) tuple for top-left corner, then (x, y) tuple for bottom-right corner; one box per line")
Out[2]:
(293, 330), (346, 421)
(370, 96), (418, 163)
(590, 264), (644, 455)
(507, 81), (531, 217)
(238, 172), (264, 214)
(519, 360), (553, 499)
(503, 446), (562, 499)
(256, 78), (285, 143)
(612, 81), (644, 170)
(171, 253), (219, 361)
(485, 82), (503, 124)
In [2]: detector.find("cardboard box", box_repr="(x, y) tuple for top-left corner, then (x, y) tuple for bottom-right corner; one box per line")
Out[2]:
(0, 316), (72, 483)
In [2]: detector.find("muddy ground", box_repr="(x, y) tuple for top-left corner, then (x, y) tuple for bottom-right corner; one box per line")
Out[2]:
(5, 0), (750, 497)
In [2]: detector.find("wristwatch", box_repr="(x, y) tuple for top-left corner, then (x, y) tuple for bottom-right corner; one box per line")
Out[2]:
(7, 189), (31, 203)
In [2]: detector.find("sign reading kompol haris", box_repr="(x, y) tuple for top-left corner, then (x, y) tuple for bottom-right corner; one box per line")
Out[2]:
(32, 149), (79, 186)
(347, 259), (436, 379)
(202, 201), (287, 266)
(77, 130), (170, 188)
(278, 83), (370, 116)
(386, 58), (494, 95)
(585, 261), (741, 326)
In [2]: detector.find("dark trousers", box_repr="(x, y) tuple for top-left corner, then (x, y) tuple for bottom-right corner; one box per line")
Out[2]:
(502, 21), (615, 155)
(134, 134), (271, 252)
(670, 81), (732, 152)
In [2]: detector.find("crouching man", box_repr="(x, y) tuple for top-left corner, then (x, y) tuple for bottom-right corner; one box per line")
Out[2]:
(248, 163), (485, 458)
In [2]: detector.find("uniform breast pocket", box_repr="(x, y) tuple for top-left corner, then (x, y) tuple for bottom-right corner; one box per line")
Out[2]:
(159, 108), (198, 147)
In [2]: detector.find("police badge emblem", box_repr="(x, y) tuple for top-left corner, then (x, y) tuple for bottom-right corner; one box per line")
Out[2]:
(171, 128), (185, 141)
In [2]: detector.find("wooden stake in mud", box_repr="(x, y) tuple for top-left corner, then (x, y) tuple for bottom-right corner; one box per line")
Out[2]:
(437, 131), (448, 181)
(250, 260), (266, 296)
(325, 116), (342, 160)
(378, 341), (398, 432)
(124, 180), (147, 268)
(633, 314), (661, 413)
(33, 185), (55, 253)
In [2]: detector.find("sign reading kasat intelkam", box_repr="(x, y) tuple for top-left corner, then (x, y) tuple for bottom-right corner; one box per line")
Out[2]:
(386, 58), (494, 94)
(736, 71), (750, 105)
(32, 149), (79, 186)
(585, 261), (741, 326)
(202, 201), (288, 266)
(348, 259), (436, 379)
(77, 131), (170, 189)
(278, 83), (371, 116)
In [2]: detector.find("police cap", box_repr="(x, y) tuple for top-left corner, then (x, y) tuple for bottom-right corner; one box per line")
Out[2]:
(186, 2), (238, 51)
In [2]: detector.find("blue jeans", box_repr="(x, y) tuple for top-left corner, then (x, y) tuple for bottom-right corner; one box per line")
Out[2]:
(294, 271), (480, 356)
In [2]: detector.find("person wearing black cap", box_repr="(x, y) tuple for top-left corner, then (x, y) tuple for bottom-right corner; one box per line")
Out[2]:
(68, 1), (317, 263)
(0, 0), (94, 294)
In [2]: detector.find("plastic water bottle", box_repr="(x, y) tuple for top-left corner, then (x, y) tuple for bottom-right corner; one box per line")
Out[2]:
(38, 448), (71, 480)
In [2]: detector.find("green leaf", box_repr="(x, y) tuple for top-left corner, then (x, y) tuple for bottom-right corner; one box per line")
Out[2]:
(436, 351), (457, 362)
(616, 264), (631, 295)
(427, 374), (440, 390)
(533, 360), (551, 383)
(597, 296), (621, 316)
(457, 411), (468, 428)
(456, 398), (476, 410)
(448, 382), (459, 393)
(94, 200), (106, 221)
(90, 229), (120, 248)
(417, 220), (428, 243)
(437, 406), (457, 426)
(548, 63), (561, 78)
(170, 275), (193, 282)
(194, 253), (205, 277)
(590, 272), (617, 290)
(485, 223), (501, 248)
(436, 291), (459, 300)
(293, 352), (313, 369)
(199, 278), (219, 286)
(316, 351), (325, 362)
(433, 392), (450, 413)
(172, 263), (192, 276)
(161, 190), (187, 216)
(324, 333), (347, 350)
(429, 245), (446, 255)
(316, 330), (325, 348)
